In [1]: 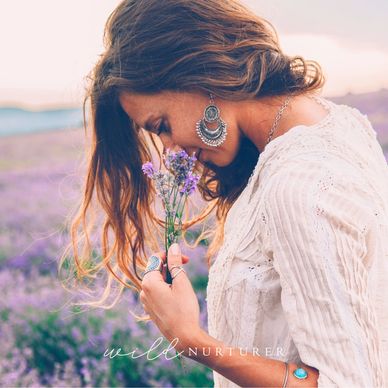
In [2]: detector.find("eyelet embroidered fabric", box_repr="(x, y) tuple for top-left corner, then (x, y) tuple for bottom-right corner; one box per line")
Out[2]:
(206, 94), (388, 388)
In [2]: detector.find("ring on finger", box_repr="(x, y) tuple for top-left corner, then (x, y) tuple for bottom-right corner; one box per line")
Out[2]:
(170, 264), (184, 272)
(143, 255), (163, 277)
(170, 264), (186, 279)
(171, 267), (186, 280)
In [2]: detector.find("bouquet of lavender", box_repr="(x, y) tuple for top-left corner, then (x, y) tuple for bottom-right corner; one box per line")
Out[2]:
(141, 149), (200, 372)
(142, 148), (200, 284)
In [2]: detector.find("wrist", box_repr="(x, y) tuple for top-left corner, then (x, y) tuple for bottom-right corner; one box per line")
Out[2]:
(169, 326), (205, 355)
(181, 328), (226, 369)
(179, 327), (207, 358)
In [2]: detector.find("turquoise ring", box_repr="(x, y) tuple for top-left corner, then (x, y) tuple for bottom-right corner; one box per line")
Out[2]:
(142, 255), (163, 277)
(293, 365), (308, 379)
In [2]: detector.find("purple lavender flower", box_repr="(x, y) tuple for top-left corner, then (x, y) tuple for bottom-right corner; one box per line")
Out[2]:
(141, 162), (155, 178)
(180, 172), (200, 196)
(148, 170), (172, 205)
(143, 149), (199, 203)
(163, 149), (197, 186)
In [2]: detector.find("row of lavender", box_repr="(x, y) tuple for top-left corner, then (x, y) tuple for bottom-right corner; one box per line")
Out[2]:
(0, 267), (212, 387)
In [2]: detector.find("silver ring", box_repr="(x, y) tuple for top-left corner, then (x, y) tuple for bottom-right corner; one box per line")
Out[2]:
(170, 265), (186, 277)
(171, 267), (186, 280)
(170, 264), (184, 272)
(143, 269), (161, 277)
(143, 255), (163, 277)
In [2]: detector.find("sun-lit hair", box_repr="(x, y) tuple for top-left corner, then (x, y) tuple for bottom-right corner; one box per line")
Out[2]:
(59, 0), (325, 321)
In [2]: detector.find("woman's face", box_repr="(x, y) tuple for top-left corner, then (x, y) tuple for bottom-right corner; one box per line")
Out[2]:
(119, 90), (242, 167)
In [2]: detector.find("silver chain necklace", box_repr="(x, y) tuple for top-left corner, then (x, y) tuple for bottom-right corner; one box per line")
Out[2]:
(247, 94), (293, 183)
(266, 94), (293, 145)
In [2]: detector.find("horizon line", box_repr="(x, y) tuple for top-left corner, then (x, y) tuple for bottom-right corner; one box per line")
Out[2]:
(1, 87), (387, 112)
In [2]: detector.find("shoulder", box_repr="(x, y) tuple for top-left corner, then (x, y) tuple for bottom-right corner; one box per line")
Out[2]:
(263, 150), (363, 196)
(261, 151), (377, 233)
(256, 98), (381, 179)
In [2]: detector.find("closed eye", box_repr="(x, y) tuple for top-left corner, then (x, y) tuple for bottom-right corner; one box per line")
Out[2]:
(155, 121), (170, 136)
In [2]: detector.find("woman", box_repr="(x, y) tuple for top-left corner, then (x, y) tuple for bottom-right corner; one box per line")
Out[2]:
(64, 0), (388, 386)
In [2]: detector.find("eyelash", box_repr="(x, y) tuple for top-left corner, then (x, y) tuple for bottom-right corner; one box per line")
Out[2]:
(156, 122), (169, 136)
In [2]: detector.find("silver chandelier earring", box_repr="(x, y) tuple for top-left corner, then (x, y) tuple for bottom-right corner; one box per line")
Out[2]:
(195, 93), (227, 147)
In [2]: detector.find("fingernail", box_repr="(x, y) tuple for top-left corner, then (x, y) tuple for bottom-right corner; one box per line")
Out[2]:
(170, 243), (180, 255)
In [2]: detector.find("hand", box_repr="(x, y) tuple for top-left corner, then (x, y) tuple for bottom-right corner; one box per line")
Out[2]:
(140, 243), (202, 353)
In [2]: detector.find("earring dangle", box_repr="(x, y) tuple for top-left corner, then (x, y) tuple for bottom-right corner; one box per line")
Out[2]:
(195, 93), (227, 147)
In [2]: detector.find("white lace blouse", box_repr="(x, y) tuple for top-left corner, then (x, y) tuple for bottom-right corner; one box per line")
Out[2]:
(205, 95), (388, 388)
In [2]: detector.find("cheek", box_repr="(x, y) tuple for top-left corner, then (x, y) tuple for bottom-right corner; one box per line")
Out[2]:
(173, 124), (199, 146)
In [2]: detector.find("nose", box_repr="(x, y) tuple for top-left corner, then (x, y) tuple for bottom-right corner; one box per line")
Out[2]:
(159, 134), (199, 158)
(184, 147), (198, 157)
(159, 134), (191, 155)
(159, 134), (176, 156)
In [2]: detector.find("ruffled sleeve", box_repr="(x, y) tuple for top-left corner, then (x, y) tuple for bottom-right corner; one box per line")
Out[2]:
(262, 155), (385, 387)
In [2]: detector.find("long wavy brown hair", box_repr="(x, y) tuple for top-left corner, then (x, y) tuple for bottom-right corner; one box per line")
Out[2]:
(59, 0), (325, 320)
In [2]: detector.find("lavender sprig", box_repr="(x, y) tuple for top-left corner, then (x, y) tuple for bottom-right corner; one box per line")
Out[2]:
(141, 148), (200, 373)
(142, 148), (200, 254)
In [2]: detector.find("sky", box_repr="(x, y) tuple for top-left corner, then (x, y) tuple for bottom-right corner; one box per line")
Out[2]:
(0, 0), (387, 109)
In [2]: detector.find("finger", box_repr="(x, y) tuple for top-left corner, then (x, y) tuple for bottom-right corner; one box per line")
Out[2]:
(141, 253), (165, 289)
(143, 304), (151, 315)
(139, 291), (150, 313)
(150, 252), (170, 283)
(139, 290), (146, 302)
(144, 250), (189, 284)
(167, 243), (190, 290)
(157, 251), (189, 264)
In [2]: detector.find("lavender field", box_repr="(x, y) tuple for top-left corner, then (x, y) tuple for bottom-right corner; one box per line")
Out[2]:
(1, 90), (387, 387)
(0, 128), (213, 387)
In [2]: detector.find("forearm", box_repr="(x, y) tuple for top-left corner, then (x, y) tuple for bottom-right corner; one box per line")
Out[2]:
(183, 329), (319, 387)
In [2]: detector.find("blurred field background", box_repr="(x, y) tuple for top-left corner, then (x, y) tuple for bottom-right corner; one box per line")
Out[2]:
(1, 0), (388, 387)
(0, 122), (213, 386)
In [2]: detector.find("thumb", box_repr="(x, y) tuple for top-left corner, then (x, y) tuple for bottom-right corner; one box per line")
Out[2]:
(168, 242), (182, 266)
(168, 243), (188, 286)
